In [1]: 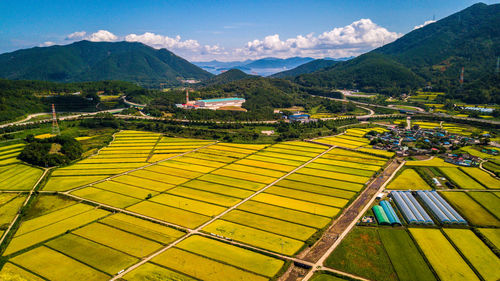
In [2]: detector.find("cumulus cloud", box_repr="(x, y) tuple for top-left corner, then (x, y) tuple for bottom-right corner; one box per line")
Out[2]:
(237, 19), (401, 59)
(40, 41), (56, 47)
(86, 30), (118, 42)
(125, 32), (200, 50)
(413, 20), (436, 30)
(66, 31), (86, 40)
(60, 19), (400, 60)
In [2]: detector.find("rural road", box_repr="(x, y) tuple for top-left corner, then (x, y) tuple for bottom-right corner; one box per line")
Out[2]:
(314, 94), (500, 126)
(0, 108), (126, 129)
(300, 159), (405, 281)
(122, 96), (146, 108)
(388, 104), (425, 112)
(110, 146), (336, 280)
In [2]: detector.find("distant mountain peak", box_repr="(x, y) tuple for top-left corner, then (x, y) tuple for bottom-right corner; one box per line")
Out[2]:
(0, 40), (213, 87)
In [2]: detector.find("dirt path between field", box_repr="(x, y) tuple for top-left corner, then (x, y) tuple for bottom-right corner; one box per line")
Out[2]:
(0, 168), (50, 249)
(282, 158), (404, 281)
(110, 147), (338, 280)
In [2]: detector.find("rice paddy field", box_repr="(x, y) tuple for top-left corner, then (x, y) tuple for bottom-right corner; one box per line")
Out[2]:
(324, 227), (398, 281)
(325, 226), (441, 281)
(325, 223), (500, 281)
(439, 167), (485, 189)
(43, 131), (216, 192)
(0, 143), (25, 165)
(0, 159), (44, 191)
(460, 167), (500, 189)
(0, 130), (392, 280)
(386, 168), (431, 190)
(409, 228), (500, 281)
(441, 191), (500, 227)
(313, 127), (395, 158)
(401, 155), (500, 191)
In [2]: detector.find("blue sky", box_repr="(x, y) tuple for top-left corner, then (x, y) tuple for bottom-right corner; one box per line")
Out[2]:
(0, 0), (498, 61)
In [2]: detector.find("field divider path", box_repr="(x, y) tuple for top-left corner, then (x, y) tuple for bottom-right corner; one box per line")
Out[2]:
(479, 160), (499, 178)
(63, 192), (191, 231)
(0, 168), (50, 248)
(62, 140), (219, 194)
(110, 146), (336, 280)
(301, 159), (406, 281)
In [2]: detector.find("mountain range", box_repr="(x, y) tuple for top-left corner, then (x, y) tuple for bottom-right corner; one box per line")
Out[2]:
(270, 59), (340, 78)
(200, 69), (256, 86)
(0, 40), (213, 87)
(289, 2), (500, 102)
(192, 57), (352, 76)
(0, 2), (497, 103)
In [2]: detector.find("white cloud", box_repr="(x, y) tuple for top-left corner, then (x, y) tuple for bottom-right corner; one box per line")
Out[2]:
(236, 19), (401, 60)
(59, 20), (400, 61)
(125, 32), (200, 50)
(413, 20), (436, 30)
(40, 41), (56, 47)
(66, 31), (86, 40)
(86, 30), (118, 42)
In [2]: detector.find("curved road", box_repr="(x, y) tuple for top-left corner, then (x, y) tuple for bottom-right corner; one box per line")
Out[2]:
(0, 108), (126, 129)
(315, 94), (500, 126)
(388, 104), (425, 112)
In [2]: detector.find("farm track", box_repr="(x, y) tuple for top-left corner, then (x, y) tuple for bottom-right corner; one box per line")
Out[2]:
(1, 130), (414, 281)
(0, 168), (50, 248)
(62, 140), (219, 194)
(290, 158), (404, 281)
(53, 139), (368, 281)
(110, 146), (337, 280)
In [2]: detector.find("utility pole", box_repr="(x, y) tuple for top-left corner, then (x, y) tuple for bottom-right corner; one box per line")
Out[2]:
(51, 104), (60, 135)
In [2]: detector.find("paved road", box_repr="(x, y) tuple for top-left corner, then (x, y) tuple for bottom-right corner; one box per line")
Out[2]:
(0, 108), (126, 129)
(122, 96), (146, 108)
(301, 159), (405, 281)
(388, 104), (425, 112)
(314, 94), (500, 125)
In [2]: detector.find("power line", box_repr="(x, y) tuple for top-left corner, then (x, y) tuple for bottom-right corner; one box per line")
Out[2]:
(51, 104), (60, 135)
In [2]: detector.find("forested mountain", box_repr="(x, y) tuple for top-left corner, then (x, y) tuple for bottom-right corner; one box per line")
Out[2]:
(193, 57), (317, 76)
(293, 3), (500, 102)
(271, 59), (339, 78)
(201, 69), (256, 86)
(244, 57), (315, 69)
(295, 53), (424, 94)
(0, 79), (141, 122)
(0, 41), (213, 87)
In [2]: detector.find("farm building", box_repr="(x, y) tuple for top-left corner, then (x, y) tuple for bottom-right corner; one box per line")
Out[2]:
(416, 191), (467, 224)
(194, 97), (245, 109)
(380, 201), (402, 226)
(372, 205), (390, 225)
(372, 201), (402, 226)
(391, 191), (434, 225)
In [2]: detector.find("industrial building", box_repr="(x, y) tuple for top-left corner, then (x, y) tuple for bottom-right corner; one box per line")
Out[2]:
(416, 191), (467, 224)
(194, 97), (245, 109)
(177, 89), (245, 110)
